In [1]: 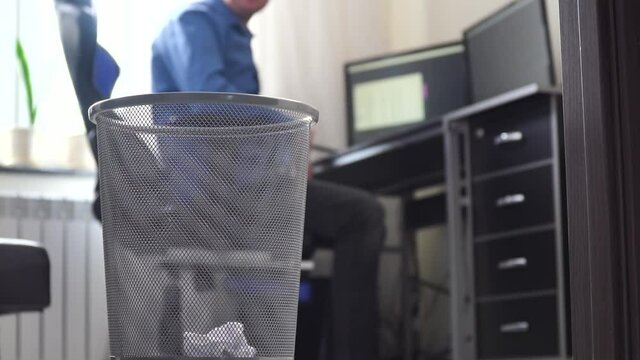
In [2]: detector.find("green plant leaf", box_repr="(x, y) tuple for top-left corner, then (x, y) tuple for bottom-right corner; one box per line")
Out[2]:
(16, 39), (36, 127)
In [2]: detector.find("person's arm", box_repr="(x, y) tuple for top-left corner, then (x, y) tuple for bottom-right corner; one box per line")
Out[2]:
(162, 11), (239, 92)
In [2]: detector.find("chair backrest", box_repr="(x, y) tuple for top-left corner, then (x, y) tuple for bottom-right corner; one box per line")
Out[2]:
(54, 0), (119, 161)
(55, 0), (120, 220)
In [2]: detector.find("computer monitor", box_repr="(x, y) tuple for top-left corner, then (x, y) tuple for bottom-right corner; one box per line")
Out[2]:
(465, 0), (554, 102)
(345, 43), (469, 146)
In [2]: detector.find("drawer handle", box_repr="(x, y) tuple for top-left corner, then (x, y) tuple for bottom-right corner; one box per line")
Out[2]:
(496, 193), (526, 207)
(498, 257), (528, 270)
(494, 131), (524, 145)
(500, 321), (530, 333)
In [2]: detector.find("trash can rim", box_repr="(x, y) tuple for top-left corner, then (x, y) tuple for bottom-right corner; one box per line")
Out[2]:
(88, 92), (319, 126)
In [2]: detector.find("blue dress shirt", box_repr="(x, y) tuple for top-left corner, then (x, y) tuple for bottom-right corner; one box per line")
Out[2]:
(151, 0), (259, 94)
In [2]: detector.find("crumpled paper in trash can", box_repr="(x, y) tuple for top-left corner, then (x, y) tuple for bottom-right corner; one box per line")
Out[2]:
(184, 322), (256, 357)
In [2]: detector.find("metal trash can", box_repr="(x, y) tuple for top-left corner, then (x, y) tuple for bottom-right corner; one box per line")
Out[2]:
(89, 92), (318, 360)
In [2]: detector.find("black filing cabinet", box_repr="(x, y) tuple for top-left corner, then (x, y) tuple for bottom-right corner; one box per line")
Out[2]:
(445, 86), (569, 360)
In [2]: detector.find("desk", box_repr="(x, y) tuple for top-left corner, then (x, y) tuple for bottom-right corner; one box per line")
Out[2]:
(313, 84), (569, 360)
(313, 120), (444, 195)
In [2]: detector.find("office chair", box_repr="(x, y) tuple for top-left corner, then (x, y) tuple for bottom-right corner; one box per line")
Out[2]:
(0, 239), (50, 360)
(0, 238), (50, 313)
(54, 0), (119, 221)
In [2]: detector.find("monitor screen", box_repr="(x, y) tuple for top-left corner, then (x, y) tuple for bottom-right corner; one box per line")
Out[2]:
(465, 0), (553, 102)
(345, 43), (469, 146)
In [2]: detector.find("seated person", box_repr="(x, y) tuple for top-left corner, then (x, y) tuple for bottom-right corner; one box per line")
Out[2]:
(151, 1), (386, 359)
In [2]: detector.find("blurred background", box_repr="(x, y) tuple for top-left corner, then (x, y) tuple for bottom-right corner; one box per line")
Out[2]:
(0, 1), (565, 360)
(0, 0), (561, 171)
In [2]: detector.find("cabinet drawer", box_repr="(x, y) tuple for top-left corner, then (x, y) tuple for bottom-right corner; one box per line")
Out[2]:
(473, 165), (554, 236)
(475, 230), (557, 297)
(470, 96), (552, 175)
(476, 296), (559, 359)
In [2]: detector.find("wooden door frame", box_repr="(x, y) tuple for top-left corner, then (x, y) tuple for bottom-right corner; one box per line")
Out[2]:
(559, 0), (640, 358)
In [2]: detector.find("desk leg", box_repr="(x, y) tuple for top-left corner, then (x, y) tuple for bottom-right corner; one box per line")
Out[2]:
(446, 123), (476, 360)
(401, 195), (416, 360)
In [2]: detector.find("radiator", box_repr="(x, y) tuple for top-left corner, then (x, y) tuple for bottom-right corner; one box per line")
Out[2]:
(0, 194), (108, 360)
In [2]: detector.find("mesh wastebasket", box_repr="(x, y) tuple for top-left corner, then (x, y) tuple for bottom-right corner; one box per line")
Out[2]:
(89, 92), (318, 360)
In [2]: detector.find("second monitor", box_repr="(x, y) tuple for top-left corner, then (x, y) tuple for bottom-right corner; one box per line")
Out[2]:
(345, 42), (469, 146)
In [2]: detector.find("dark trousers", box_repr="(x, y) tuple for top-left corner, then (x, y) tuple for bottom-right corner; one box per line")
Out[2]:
(305, 179), (386, 360)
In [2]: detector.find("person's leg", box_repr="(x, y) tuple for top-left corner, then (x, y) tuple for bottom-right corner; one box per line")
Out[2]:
(305, 179), (385, 360)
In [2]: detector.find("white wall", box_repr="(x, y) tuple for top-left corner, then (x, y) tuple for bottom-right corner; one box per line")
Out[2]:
(0, 0), (563, 155)
(388, 0), (511, 50)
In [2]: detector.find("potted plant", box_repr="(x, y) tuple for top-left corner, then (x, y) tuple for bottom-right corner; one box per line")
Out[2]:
(13, 38), (37, 166)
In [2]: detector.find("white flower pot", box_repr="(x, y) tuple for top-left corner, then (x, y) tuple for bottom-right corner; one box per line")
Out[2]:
(68, 134), (96, 170)
(11, 128), (34, 166)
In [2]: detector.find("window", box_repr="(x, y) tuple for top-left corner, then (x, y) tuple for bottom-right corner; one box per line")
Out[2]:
(0, 0), (190, 168)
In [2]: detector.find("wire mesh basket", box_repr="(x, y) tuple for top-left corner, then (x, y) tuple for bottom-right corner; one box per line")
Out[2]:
(89, 92), (318, 360)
